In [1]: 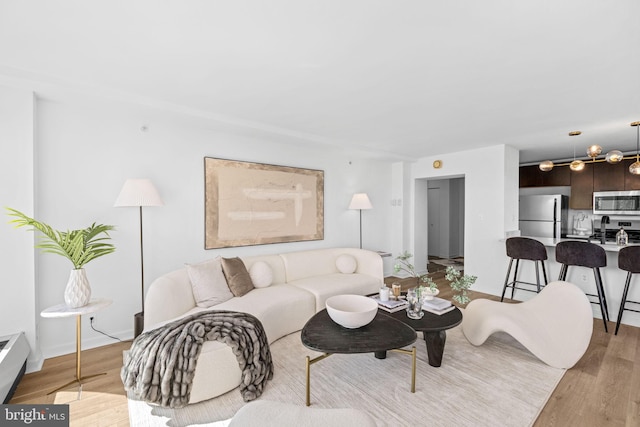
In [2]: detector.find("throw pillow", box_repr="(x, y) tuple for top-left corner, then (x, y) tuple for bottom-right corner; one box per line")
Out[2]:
(221, 257), (254, 297)
(186, 257), (234, 308)
(336, 254), (357, 274)
(249, 261), (273, 288)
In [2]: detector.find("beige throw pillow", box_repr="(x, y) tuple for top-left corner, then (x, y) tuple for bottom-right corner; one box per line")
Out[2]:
(221, 257), (254, 297)
(249, 261), (273, 288)
(336, 254), (357, 274)
(186, 257), (234, 307)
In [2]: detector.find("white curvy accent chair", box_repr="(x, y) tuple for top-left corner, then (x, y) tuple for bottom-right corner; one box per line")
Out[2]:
(462, 281), (593, 369)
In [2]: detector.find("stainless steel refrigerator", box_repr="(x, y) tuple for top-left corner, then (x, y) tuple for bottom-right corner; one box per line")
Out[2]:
(519, 194), (568, 238)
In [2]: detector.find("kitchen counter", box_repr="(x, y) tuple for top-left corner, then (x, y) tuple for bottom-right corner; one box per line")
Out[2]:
(522, 236), (638, 252)
(502, 235), (640, 330)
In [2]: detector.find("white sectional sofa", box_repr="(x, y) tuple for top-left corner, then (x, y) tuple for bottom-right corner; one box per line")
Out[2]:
(143, 247), (383, 404)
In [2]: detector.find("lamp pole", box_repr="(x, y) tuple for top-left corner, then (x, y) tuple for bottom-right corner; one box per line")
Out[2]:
(114, 178), (164, 338)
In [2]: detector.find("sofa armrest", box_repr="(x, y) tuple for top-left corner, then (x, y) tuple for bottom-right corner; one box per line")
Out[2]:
(345, 248), (384, 281)
(144, 268), (196, 330)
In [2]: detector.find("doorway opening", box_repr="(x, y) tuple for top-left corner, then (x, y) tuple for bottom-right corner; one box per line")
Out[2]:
(415, 176), (465, 276)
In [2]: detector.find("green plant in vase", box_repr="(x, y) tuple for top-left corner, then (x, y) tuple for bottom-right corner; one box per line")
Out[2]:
(7, 207), (116, 307)
(393, 251), (438, 294)
(445, 266), (477, 305)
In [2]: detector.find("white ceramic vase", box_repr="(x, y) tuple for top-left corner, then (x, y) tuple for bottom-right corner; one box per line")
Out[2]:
(64, 268), (91, 308)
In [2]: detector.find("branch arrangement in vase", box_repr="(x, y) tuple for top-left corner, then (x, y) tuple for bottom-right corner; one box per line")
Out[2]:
(445, 266), (477, 305)
(393, 251), (438, 292)
(394, 251), (477, 304)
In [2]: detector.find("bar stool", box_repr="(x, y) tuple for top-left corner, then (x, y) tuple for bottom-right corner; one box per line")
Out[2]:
(556, 240), (609, 332)
(501, 237), (549, 302)
(615, 246), (640, 335)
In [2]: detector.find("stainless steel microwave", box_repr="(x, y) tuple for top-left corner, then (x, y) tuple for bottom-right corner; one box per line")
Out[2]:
(593, 190), (640, 215)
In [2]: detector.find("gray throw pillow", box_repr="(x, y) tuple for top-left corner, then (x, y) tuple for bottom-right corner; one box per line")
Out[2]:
(186, 257), (234, 307)
(221, 257), (254, 297)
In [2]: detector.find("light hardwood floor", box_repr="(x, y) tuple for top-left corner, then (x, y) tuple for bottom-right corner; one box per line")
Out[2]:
(10, 276), (640, 426)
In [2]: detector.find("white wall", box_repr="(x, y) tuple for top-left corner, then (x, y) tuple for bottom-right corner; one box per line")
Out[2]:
(409, 145), (520, 295)
(450, 177), (465, 257)
(0, 85), (43, 371)
(2, 89), (394, 362)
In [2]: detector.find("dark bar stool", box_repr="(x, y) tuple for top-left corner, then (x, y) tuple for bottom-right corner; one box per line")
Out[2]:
(615, 246), (640, 335)
(556, 240), (609, 332)
(501, 237), (549, 302)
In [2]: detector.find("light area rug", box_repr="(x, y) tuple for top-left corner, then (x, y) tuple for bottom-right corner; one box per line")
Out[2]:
(128, 323), (565, 427)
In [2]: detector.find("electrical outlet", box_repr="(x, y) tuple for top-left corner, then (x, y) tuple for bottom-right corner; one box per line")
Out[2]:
(581, 274), (588, 282)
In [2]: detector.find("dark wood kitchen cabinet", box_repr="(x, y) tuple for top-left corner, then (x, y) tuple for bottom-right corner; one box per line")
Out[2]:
(520, 160), (640, 208)
(593, 161), (625, 191)
(624, 158), (640, 190)
(570, 163), (594, 209)
(519, 164), (570, 187)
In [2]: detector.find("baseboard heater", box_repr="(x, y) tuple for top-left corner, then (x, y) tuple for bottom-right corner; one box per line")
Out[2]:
(0, 332), (30, 403)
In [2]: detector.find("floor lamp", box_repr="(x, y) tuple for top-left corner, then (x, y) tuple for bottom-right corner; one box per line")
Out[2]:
(114, 178), (164, 338)
(349, 193), (372, 249)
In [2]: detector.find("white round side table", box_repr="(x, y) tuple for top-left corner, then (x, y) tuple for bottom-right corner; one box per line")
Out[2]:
(41, 298), (112, 394)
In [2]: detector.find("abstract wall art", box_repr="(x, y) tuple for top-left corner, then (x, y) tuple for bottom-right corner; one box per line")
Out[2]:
(204, 157), (324, 249)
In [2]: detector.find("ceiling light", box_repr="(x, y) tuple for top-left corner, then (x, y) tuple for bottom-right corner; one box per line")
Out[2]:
(569, 131), (584, 171)
(630, 122), (640, 175)
(538, 126), (636, 173)
(587, 144), (602, 158)
(539, 160), (554, 171)
(570, 160), (585, 171)
(605, 150), (623, 163)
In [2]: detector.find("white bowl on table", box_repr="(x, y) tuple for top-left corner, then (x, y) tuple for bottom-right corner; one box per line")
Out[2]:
(325, 294), (378, 329)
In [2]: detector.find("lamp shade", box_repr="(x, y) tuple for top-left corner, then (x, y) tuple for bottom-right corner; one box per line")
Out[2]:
(348, 193), (373, 210)
(114, 179), (164, 207)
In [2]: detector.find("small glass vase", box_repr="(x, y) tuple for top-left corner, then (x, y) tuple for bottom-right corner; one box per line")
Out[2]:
(406, 288), (424, 319)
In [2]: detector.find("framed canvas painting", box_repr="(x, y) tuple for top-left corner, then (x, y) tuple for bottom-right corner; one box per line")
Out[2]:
(204, 157), (324, 249)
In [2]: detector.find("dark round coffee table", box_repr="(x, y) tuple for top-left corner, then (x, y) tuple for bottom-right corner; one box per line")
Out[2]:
(301, 309), (417, 406)
(380, 306), (463, 367)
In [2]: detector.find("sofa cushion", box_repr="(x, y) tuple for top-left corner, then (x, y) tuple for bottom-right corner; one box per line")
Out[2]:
(222, 257), (254, 297)
(185, 257), (234, 307)
(249, 261), (273, 288)
(289, 273), (382, 312)
(336, 254), (357, 274)
(214, 284), (316, 342)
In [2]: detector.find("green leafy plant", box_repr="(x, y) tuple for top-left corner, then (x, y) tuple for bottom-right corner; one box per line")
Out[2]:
(6, 207), (116, 269)
(393, 251), (438, 292)
(445, 266), (477, 305)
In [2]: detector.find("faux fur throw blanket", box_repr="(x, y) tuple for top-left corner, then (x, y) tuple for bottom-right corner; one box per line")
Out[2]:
(121, 310), (273, 408)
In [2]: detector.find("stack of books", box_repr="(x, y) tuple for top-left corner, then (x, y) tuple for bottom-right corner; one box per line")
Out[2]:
(370, 296), (409, 313)
(422, 297), (455, 315)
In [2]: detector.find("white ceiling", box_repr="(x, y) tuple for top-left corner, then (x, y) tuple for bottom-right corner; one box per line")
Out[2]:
(1, 0), (639, 163)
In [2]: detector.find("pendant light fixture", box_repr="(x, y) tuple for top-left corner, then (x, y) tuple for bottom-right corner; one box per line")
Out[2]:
(569, 131), (585, 171)
(606, 150), (624, 163)
(539, 160), (554, 171)
(630, 121), (640, 175)
(538, 124), (634, 172)
(586, 144), (602, 158)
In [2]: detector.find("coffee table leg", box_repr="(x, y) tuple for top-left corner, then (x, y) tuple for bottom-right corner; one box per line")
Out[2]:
(389, 346), (416, 393)
(423, 330), (447, 367)
(374, 351), (387, 359)
(305, 353), (332, 406)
